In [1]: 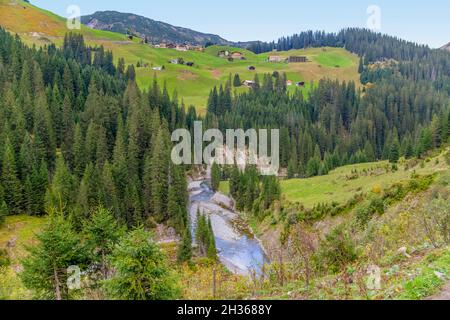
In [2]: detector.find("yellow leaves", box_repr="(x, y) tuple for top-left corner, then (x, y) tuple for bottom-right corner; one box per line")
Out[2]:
(372, 184), (382, 194)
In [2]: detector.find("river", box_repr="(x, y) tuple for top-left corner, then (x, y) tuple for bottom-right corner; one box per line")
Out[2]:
(188, 180), (268, 276)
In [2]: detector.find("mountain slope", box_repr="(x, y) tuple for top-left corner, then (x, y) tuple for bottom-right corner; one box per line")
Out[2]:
(81, 11), (230, 46)
(0, 0), (360, 112)
(442, 43), (450, 52)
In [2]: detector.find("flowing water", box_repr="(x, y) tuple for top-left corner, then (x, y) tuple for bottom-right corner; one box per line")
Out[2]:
(189, 180), (268, 276)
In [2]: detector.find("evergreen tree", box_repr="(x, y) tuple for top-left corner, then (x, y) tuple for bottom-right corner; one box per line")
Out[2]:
(20, 212), (88, 300)
(206, 218), (217, 260)
(210, 162), (221, 192)
(83, 206), (125, 279)
(45, 157), (76, 212)
(389, 138), (400, 163)
(150, 125), (170, 222)
(1, 138), (22, 213)
(104, 227), (179, 300)
(233, 73), (241, 87)
(177, 228), (193, 264)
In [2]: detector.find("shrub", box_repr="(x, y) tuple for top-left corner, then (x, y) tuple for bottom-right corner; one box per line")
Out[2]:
(314, 225), (357, 274)
(421, 197), (450, 248)
(0, 249), (10, 268)
(356, 196), (385, 227)
(372, 184), (382, 194)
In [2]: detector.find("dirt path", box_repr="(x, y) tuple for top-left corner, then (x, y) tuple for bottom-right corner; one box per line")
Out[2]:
(426, 281), (450, 300)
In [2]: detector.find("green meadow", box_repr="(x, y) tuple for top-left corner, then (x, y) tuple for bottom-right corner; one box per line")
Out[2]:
(220, 152), (448, 209)
(281, 155), (448, 208)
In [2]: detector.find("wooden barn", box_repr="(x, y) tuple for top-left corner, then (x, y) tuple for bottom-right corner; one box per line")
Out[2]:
(288, 56), (307, 63)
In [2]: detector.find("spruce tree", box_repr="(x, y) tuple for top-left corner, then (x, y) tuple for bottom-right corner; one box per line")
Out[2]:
(177, 228), (193, 264)
(45, 157), (76, 212)
(20, 212), (88, 300)
(150, 125), (170, 222)
(1, 138), (22, 214)
(389, 139), (400, 163)
(233, 74), (241, 87)
(210, 162), (221, 192)
(83, 206), (125, 279)
(104, 227), (179, 300)
(206, 218), (217, 260)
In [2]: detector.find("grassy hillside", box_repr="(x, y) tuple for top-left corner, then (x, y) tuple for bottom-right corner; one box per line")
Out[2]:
(219, 151), (449, 209)
(280, 155), (448, 208)
(0, 0), (361, 113)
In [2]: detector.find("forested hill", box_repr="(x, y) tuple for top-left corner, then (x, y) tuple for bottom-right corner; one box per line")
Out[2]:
(81, 11), (230, 45)
(248, 29), (449, 63)
(0, 28), (195, 234)
(248, 29), (450, 93)
(205, 29), (450, 180)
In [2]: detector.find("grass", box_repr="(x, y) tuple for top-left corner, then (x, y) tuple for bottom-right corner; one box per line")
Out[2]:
(0, 215), (46, 264)
(219, 181), (230, 195)
(280, 155), (448, 208)
(0, 214), (46, 300)
(398, 249), (450, 300)
(0, 0), (361, 114)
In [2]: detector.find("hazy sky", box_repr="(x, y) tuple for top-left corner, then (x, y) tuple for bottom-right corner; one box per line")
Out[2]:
(32, 0), (449, 48)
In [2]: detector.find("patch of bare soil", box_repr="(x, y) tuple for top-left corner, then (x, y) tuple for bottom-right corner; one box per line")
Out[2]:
(211, 69), (221, 79)
(426, 281), (450, 300)
(177, 70), (199, 81)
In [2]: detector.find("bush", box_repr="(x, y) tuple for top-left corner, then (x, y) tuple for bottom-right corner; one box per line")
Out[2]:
(355, 196), (385, 227)
(421, 197), (450, 248)
(0, 249), (10, 268)
(314, 225), (358, 274)
(104, 228), (180, 300)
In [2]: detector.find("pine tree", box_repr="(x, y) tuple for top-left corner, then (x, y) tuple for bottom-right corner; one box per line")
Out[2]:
(20, 211), (88, 300)
(177, 228), (193, 264)
(150, 125), (170, 222)
(112, 116), (128, 199)
(287, 157), (297, 179)
(33, 93), (56, 167)
(389, 138), (400, 163)
(25, 161), (48, 216)
(72, 123), (85, 177)
(99, 161), (121, 221)
(1, 138), (22, 214)
(358, 56), (364, 73)
(104, 227), (180, 300)
(167, 182), (180, 230)
(123, 176), (143, 227)
(233, 73), (241, 87)
(84, 122), (97, 164)
(206, 218), (217, 260)
(210, 162), (221, 192)
(0, 200), (8, 227)
(83, 206), (125, 279)
(207, 87), (219, 115)
(0, 185), (8, 226)
(45, 157), (76, 212)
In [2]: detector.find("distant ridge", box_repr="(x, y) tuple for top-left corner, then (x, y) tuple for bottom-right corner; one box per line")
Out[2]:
(81, 11), (231, 46)
(441, 43), (450, 52)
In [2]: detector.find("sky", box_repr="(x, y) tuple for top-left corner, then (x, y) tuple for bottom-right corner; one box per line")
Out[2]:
(32, 0), (449, 48)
